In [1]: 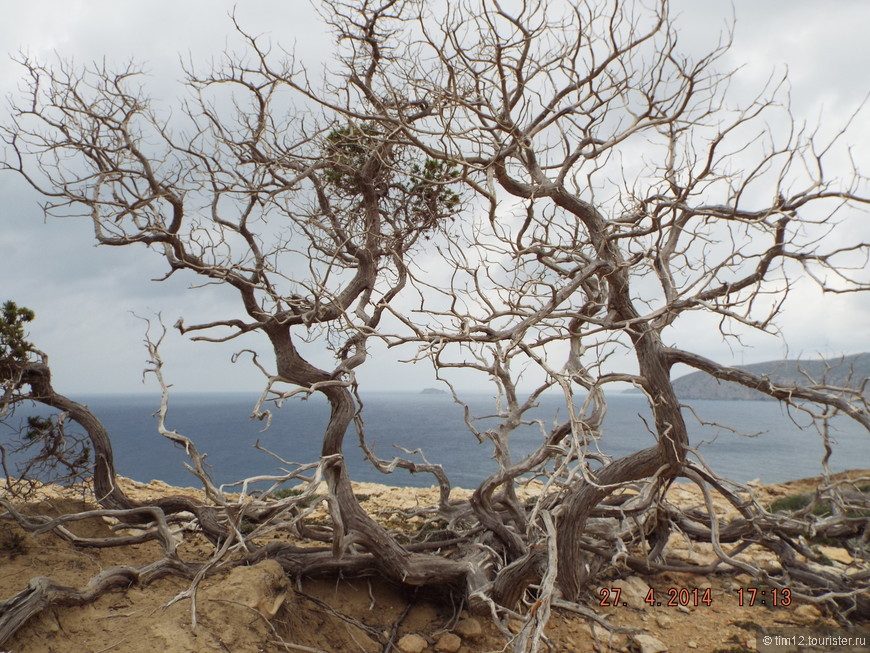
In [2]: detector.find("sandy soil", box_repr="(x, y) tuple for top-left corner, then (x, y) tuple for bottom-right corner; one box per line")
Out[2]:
(1, 471), (867, 653)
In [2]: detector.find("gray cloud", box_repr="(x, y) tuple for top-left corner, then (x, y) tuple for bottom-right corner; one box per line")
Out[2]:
(1, 2), (867, 395)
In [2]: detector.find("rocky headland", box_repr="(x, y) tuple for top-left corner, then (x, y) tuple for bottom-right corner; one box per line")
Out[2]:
(1, 471), (868, 652)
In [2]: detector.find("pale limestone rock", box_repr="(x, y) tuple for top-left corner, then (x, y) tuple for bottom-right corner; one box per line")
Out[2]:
(816, 545), (854, 564)
(610, 576), (652, 608)
(398, 633), (428, 653)
(632, 633), (668, 653)
(454, 617), (483, 640)
(794, 604), (822, 621)
(687, 641), (699, 649)
(592, 623), (619, 650)
(435, 632), (462, 652)
(591, 624), (609, 641)
(655, 614), (672, 627)
(207, 559), (288, 618)
(508, 617), (524, 634)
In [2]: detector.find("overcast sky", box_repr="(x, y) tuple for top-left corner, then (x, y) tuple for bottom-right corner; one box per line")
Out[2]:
(1, 1), (868, 396)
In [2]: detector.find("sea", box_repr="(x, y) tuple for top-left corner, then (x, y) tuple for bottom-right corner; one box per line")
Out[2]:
(4, 392), (868, 491)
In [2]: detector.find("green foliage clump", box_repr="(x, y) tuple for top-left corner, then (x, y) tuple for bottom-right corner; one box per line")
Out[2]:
(321, 123), (461, 241)
(403, 158), (461, 232)
(770, 489), (870, 518)
(272, 487), (322, 508)
(272, 487), (305, 500)
(769, 493), (826, 515)
(23, 416), (91, 469)
(0, 301), (35, 362)
(323, 123), (385, 195)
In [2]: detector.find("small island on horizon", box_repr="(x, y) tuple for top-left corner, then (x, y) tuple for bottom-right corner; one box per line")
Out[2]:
(420, 387), (448, 395)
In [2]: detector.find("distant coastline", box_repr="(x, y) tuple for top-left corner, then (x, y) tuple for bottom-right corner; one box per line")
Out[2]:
(648, 353), (869, 401)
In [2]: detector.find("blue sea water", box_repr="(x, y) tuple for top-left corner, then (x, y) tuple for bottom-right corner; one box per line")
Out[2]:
(4, 392), (868, 489)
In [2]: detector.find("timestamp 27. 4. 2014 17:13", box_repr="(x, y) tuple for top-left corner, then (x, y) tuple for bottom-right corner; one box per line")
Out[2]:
(598, 586), (792, 608)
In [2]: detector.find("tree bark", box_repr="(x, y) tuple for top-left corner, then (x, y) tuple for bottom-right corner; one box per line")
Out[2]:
(556, 446), (663, 600)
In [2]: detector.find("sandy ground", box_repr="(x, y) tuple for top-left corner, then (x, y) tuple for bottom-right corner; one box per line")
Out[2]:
(1, 471), (868, 653)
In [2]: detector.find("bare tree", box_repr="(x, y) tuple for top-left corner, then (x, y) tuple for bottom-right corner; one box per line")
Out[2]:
(2, 0), (869, 649)
(355, 0), (870, 606)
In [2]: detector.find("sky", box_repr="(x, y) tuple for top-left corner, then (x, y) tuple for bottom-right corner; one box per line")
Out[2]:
(1, 0), (868, 397)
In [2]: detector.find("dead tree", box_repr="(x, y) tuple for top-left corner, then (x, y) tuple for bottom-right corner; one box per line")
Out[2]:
(2, 0), (869, 649)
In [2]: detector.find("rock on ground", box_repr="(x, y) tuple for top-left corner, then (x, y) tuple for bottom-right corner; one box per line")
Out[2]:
(632, 633), (669, 653)
(611, 576), (652, 608)
(454, 617), (483, 640)
(398, 633), (428, 653)
(435, 632), (462, 652)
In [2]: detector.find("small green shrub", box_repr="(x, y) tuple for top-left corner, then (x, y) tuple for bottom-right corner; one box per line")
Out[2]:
(0, 530), (28, 557)
(273, 487), (305, 500)
(769, 493), (831, 516)
(769, 493), (811, 513)
(239, 519), (257, 535)
(770, 490), (870, 520)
